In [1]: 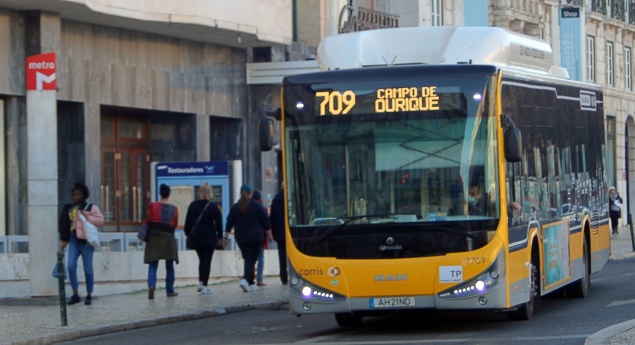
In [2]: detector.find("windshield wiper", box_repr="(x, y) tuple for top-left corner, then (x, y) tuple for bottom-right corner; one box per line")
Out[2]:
(311, 216), (479, 245)
(311, 213), (403, 245)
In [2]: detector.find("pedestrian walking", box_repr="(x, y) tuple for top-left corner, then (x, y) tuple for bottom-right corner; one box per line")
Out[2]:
(252, 190), (267, 287)
(58, 182), (105, 305)
(184, 183), (223, 295)
(144, 184), (179, 300)
(609, 186), (623, 234)
(270, 188), (287, 285)
(223, 184), (273, 292)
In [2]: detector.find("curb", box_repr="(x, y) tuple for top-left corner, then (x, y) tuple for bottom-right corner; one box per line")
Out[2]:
(585, 319), (635, 345)
(1, 298), (288, 345)
(610, 252), (635, 261)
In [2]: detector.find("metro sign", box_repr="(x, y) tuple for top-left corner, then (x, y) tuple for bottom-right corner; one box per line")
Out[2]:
(26, 52), (56, 91)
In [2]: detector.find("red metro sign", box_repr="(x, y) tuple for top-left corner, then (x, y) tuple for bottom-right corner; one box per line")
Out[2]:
(26, 52), (57, 91)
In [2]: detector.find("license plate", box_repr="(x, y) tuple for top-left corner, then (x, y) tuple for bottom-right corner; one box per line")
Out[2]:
(369, 297), (416, 308)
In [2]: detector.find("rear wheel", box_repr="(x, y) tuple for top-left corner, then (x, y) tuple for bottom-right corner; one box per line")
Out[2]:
(566, 234), (590, 298)
(335, 313), (363, 327)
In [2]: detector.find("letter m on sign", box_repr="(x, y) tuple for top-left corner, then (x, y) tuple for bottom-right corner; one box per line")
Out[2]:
(26, 52), (57, 91)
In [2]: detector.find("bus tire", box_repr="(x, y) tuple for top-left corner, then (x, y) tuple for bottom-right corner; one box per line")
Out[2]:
(335, 313), (363, 327)
(508, 245), (539, 321)
(566, 234), (590, 298)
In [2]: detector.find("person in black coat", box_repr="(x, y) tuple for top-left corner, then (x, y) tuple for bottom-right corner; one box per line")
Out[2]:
(184, 183), (223, 294)
(224, 184), (273, 292)
(269, 188), (287, 285)
(609, 186), (623, 234)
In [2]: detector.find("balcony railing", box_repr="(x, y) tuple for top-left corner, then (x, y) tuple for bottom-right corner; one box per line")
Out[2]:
(579, 0), (635, 26)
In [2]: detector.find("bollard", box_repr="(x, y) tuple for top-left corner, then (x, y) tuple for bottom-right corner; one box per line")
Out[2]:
(57, 250), (68, 327)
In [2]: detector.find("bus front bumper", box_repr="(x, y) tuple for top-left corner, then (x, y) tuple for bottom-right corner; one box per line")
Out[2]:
(289, 279), (508, 315)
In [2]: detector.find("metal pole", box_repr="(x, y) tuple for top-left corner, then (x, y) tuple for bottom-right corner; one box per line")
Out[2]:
(57, 250), (67, 327)
(629, 213), (635, 252)
(627, 125), (635, 252)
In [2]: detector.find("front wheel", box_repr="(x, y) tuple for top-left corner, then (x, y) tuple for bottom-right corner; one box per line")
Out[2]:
(335, 313), (363, 327)
(508, 261), (538, 321)
(566, 235), (590, 298)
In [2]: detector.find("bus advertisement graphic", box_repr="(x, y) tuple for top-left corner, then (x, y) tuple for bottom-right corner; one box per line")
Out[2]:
(543, 222), (571, 286)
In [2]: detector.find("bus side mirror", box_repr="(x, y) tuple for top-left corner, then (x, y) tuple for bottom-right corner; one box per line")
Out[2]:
(504, 128), (522, 163)
(259, 116), (274, 152)
(502, 114), (522, 163)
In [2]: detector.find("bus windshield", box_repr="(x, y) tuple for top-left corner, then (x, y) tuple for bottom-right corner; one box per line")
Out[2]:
(283, 69), (500, 258)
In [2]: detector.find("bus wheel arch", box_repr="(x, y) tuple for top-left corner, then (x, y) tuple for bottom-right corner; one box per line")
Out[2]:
(566, 223), (591, 298)
(508, 237), (540, 321)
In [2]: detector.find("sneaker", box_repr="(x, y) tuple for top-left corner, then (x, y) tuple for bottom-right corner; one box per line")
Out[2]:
(84, 295), (92, 306)
(167, 292), (179, 297)
(239, 279), (250, 292)
(196, 282), (204, 293)
(249, 284), (259, 292)
(67, 294), (81, 305)
(199, 286), (213, 295)
(257, 282), (267, 287)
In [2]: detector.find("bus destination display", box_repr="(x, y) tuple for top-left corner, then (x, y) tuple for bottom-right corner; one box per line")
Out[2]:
(315, 86), (440, 116)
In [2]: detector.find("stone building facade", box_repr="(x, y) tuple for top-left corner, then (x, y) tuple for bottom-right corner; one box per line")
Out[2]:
(0, 0), (291, 296)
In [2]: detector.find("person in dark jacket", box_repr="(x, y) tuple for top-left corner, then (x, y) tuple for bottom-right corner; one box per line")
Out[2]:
(269, 188), (287, 285)
(184, 183), (223, 295)
(609, 186), (623, 234)
(223, 184), (273, 292)
(58, 182), (104, 305)
(144, 184), (179, 300)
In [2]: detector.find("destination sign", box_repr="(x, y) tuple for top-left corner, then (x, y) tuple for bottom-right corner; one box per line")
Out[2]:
(315, 86), (441, 116)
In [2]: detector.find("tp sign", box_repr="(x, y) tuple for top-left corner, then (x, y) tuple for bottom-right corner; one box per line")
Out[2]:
(26, 52), (56, 91)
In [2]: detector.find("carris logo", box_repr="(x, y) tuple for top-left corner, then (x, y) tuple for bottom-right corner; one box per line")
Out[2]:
(374, 274), (407, 282)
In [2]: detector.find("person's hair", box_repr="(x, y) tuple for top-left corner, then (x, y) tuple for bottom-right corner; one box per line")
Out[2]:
(252, 190), (262, 202)
(469, 183), (483, 193)
(200, 183), (213, 200)
(72, 182), (90, 200)
(159, 184), (171, 199)
(238, 190), (251, 213)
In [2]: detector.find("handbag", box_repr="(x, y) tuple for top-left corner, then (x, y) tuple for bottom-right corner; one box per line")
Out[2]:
(186, 201), (212, 249)
(80, 212), (101, 247)
(75, 204), (93, 241)
(52, 262), (67, 280)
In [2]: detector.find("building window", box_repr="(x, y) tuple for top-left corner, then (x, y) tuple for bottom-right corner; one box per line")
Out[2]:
(626, 47), (632, 90)
(607, 41), (614, 86)
(587, 35), (595, 82)
(607, 116), (617, 187)
(431, 0), (443, 26)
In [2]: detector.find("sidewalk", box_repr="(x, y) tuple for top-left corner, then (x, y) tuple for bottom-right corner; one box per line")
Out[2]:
(586, 226), (635, 345)
(0, 277), (288, 345)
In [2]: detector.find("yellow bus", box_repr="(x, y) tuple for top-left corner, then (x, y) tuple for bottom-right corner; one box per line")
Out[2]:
(275, 27), (610, 326)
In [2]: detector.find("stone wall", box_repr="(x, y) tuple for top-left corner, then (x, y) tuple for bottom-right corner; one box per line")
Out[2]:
(0, 249), (282, 298)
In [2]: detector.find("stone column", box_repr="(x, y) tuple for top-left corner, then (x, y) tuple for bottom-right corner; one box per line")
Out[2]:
(27, 12), (61, 297)
(196, 113), (211, 161)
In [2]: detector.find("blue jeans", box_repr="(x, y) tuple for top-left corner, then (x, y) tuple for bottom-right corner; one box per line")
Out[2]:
(148, 260), (175, 294)
(67, 235), (95, 294)
(257, 247), (265, 283)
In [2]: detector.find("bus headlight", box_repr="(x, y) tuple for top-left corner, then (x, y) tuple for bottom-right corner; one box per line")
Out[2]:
(438, 250), (506, 299)
(289, 265), (345, 303)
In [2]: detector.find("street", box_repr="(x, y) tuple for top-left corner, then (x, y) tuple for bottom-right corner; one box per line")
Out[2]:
(60, 258), (635, 345)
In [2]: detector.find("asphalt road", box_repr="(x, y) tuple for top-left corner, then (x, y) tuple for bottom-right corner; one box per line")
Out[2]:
(59, 258), (635, 345)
